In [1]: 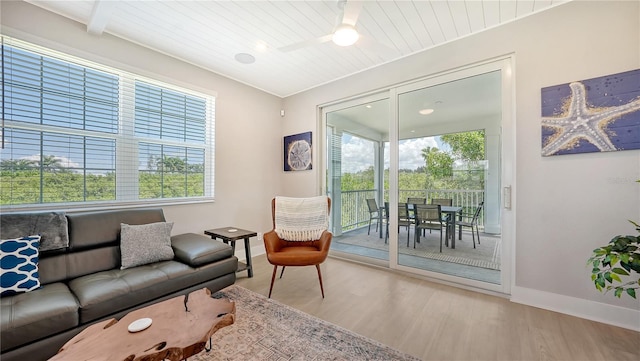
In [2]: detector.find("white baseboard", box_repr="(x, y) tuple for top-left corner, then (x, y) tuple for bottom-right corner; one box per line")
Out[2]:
(511, 286), (640, 331)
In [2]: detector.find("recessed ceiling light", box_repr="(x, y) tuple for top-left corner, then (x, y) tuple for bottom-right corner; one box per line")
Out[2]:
(365, 105), (372, 109)
(234, 53), (255, 64)
(332, 24), (359, 46)
(418, 108), (434, 115)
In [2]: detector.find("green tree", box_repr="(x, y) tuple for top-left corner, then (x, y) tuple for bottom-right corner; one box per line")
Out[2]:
(420, 146), (454, 189)
(341, 166), (374, 191)
(441, 130), (485, 162)
(40, 155), (65, 172)
(441, 130), (486, 190)
(0, 159), (36, 170)
(157, 155), (186, 172)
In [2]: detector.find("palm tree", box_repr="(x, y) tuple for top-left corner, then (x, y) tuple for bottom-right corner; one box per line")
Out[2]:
(0, 159), (35, 170)
(40, 155), (62, 169)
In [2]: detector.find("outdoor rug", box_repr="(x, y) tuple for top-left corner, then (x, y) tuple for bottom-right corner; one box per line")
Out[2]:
(335, 227), (501, 270)
(192, 285), (420, 361)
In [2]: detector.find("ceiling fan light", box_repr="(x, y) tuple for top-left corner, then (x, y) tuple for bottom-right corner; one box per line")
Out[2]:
(332, 25), (359, 46)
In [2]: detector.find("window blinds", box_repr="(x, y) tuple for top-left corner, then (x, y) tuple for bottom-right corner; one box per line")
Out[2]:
(0, 36), (215, 208)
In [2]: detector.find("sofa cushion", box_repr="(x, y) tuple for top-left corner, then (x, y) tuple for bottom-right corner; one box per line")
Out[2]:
(1, 235), (41, 296)
(68, 258), (238, 324)
(66, 208), (165, 250)
(171, 233), (233, 267)
(0, 282), (79, 352)
(120, 222), (174, 269)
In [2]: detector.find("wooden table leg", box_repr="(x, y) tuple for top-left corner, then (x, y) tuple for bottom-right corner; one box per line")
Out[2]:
(243, 237), (253, 278)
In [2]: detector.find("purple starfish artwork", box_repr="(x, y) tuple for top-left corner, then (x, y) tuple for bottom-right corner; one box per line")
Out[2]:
(541, 69), (640, 156)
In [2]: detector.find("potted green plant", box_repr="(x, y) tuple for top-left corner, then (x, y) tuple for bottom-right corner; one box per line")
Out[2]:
(587, 186), (640, 299)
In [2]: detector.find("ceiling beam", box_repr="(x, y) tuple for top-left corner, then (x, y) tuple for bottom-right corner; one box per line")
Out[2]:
(87, 0), (117, 35)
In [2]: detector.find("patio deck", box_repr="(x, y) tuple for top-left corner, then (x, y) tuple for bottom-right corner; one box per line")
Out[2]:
(331, 225), (502, 284)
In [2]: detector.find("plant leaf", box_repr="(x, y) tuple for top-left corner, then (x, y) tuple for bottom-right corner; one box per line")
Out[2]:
(620, 253), (630, 264)
(610, 254), (619, 266)
(611, 268), (629, 276)
(626, 288), (636, 299)
(614, 288), (623, 298)
(610, 273), (622, 282)
(620, 261), (632, 273)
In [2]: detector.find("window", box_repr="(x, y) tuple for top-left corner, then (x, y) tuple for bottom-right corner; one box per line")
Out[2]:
(1, 37), (215, 209)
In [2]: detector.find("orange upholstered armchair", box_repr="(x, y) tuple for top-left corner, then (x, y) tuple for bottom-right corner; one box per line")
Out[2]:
(263, 196), (332, 298)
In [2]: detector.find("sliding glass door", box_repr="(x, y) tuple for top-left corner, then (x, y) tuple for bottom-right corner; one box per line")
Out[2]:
(395, 69), (503, 287)
(321, 58), (514, 294)
(325, 95), (390, 263)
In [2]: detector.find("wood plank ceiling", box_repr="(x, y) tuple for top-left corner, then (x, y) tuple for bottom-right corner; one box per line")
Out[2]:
(25, 0), (568, 97)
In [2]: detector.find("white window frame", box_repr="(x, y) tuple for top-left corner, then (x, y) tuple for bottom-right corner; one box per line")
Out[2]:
(1, 36), (216, 211)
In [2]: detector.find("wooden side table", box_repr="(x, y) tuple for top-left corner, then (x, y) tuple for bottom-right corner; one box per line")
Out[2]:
(204, 227), (256, 278)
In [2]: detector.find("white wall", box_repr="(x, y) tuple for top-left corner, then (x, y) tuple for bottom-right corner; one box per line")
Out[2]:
(283, 1), (640, 328)
(0, 1), (285, 248)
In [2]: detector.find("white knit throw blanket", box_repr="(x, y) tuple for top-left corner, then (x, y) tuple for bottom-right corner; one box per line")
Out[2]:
(275, 196), (328, 241)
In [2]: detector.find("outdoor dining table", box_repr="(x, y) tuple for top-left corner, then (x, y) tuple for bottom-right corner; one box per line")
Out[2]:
(380, 204), (463, 249)
(440, 206), (463, 249)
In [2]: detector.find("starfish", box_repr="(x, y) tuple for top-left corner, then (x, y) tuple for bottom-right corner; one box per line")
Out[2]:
(541, 81), (640, 156)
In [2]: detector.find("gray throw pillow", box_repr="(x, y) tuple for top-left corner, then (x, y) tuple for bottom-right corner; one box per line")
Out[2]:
(120, 222), (174, 269)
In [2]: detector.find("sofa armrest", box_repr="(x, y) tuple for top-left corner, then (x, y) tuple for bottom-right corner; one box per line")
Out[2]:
(170, 233), (233, 267)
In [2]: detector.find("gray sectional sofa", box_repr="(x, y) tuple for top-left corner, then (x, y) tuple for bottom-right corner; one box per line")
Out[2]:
(0, 208), (237, 361)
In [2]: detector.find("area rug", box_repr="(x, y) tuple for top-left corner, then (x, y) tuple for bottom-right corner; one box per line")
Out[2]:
(191, 285), (420, 361)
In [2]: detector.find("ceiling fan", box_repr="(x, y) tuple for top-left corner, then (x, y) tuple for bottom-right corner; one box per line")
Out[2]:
(278, 0), (365, 52)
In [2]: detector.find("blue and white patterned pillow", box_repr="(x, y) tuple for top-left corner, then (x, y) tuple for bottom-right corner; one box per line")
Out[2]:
(1, 235), (41, 296)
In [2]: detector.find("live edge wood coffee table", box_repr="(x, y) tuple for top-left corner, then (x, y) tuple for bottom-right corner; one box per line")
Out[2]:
(205, 227), (257, 278)
(49, 288), (235, 361)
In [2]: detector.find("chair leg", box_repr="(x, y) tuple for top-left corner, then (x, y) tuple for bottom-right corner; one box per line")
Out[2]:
(368, 219), (372, 235)
(439, 228), (443, 253)
(268, 265), (278, 298)
(471, 226), (476, 248)
(414, 228), (419, 248)
(315, 264), (325, 298)
(407, 227), (410, 247)
(279, 266), (286, 278)
(476, 225), (481, 244)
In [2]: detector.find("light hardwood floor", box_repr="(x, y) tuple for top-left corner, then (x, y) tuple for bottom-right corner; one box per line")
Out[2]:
(236, 254), (639, 361)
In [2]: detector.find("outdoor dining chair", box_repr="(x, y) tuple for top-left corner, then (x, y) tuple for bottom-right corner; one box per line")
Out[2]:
(383, 202), (412, 246)
(407, 197), (426, 205)
(413, 204), (446, 251)
(457, 201), (484, 248)
(431, 198), (454, 232)
(366, 198), (381, 235)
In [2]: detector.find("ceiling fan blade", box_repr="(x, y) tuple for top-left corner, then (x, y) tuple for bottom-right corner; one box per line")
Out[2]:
(341, 0), (363, 26)
(278, 34), (333, 52)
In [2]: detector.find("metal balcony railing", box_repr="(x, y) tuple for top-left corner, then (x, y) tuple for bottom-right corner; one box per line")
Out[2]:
(338, 189), (485, 231)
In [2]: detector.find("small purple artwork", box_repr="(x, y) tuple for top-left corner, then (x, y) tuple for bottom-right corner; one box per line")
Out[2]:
(541, 69), (640, 156)
(284, 131), (312, 171)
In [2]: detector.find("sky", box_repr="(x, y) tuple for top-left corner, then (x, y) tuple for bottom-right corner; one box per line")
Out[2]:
(341, 134), (446, 174)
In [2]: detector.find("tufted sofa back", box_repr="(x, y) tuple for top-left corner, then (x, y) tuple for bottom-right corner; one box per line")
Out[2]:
(1, 208), (166, 285)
